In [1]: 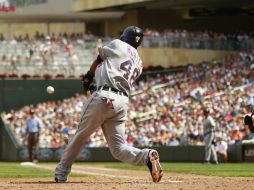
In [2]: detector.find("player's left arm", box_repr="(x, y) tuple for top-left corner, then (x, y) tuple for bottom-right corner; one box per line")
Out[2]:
(82, 40), (117, 93)
(209, 117), (216, 128)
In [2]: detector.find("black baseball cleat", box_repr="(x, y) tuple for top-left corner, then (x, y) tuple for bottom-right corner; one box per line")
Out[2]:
(55, 175), (67, 183)
(55, 177), (60, 183)
(55, 164), (69, 183)
(147, 150), (163, 183)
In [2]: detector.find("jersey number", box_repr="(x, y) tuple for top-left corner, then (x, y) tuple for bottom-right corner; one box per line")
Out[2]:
(120, 60), (139, 85)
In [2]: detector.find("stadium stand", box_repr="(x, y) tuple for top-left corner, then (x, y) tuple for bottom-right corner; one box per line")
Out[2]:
(0, 32), (101, 78)
(143, 29), (254, 50)
(0, 29), (254, 79)
(2, 50), (254, 148)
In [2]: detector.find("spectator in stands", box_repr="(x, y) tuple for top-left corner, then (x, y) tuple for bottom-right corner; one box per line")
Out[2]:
(10, 54), (18, 73)
(215, 135), (228, 163)
(158, 129), (170, 145)
(168, 135), (180, 146)
(65, 41), (73, 57)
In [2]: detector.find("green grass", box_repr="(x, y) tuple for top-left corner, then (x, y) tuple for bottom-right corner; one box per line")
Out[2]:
(1, 162), (254, 178)
(0, 162), (52, 178)
(76, 162), (254, 177)
(0, 162), (86, 178)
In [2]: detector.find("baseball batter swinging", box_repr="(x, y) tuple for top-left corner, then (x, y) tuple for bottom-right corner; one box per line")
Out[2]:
(55, 26), (163, 183)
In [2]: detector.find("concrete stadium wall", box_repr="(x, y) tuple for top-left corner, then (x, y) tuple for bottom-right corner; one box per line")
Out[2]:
(0, 0), (86, 38)
(105, 11), (138, 37)
(16, 144), (243, 162)
(0, 22), (85, 39)
(71, 0), (151, 12)
(14, 0), (72, 14)
(0, 118), (20, 161)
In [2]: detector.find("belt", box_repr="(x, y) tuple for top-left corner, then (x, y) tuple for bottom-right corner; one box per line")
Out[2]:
(204, 131), (213, 137)
(28, 132), (39, 135)
(98, 86), (128, 97)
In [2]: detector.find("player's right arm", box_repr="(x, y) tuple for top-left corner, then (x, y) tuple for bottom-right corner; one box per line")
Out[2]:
(25, 120), (29, 139)
(82, 55), (103, 92)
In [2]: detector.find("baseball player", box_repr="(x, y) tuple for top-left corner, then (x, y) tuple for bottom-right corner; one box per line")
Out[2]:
(244, 106), (254, 133)
(202, 108), (218, 164)
(55, 26), (163, 183)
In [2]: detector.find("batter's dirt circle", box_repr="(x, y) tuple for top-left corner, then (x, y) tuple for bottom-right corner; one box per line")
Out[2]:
(1, 164), (253, 190)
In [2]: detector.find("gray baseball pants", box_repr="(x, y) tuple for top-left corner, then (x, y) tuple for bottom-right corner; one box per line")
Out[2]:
(204, 133), (218, 163)
(55, 89), (150, 178)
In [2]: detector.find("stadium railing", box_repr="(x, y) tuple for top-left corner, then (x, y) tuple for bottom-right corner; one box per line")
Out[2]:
(142, 37), (254, 51)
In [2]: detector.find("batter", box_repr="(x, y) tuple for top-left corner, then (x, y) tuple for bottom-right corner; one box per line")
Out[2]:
(55, 26), (163, 183)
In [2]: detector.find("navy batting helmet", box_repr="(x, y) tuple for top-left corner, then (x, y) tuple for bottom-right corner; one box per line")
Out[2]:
(203, 108), (210, 115)
(120, 26), (144, 49)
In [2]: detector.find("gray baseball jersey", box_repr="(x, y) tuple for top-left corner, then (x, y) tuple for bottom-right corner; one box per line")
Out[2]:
(203, 116), (216, 136)
(203, 116), (218, 163)
(95, 39), (143, 96)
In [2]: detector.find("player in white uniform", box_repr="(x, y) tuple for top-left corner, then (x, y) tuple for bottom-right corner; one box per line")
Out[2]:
(55, 26), (163, 183)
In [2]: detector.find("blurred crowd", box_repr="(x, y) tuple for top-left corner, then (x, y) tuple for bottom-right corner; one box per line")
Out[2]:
(128, 51), (254, 147)
(2, 51), (254, 149)
(4, 94), (87, 148)
(143, 28), (254, 50)
(1, 28), (254, 79)
(0, 32), (103, 78)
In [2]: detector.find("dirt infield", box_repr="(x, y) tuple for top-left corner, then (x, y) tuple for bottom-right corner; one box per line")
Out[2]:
(0, 164), (253, 190)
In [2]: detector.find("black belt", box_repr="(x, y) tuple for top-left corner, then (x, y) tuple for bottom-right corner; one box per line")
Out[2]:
(98, 86), (128, 97)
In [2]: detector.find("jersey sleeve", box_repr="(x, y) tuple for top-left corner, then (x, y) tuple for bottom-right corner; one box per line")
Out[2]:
(209, 117), (216, 127)
(98, 39), (120, 59)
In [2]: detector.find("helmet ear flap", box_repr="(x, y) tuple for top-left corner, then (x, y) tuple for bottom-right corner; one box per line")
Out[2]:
(120, 34), (125, 41)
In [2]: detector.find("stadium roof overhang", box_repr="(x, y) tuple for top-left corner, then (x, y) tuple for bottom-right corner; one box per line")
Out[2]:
(77, 0), (254, 13)
(0, 11), (125, 23)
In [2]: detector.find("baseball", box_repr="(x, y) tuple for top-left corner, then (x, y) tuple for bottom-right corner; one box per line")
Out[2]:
(46, 86), (54, 94)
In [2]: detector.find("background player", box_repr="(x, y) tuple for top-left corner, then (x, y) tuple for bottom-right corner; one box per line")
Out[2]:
(55, 26), (163, 183)
(244, 106), (254, 134)
(203, 108), (218, 164)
